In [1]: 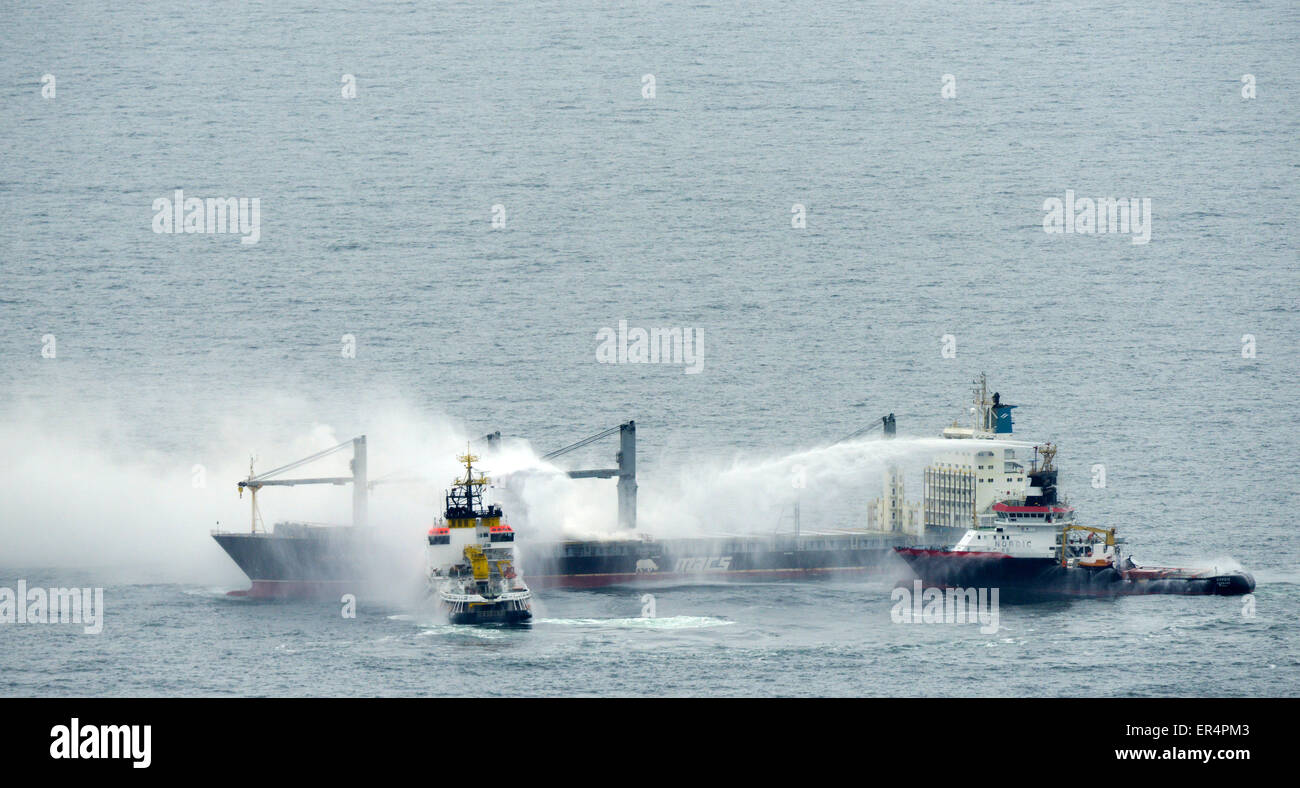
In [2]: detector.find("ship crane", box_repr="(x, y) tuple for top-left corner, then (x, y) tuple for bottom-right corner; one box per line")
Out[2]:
(237, 436), (368, 533)
(1057, 524), (1116, 568)
(832, 413), (896, 445)
(542, 421), (637, 530)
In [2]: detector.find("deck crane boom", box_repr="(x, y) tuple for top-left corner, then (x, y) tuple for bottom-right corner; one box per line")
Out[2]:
(542, 421), (637, 530)
(237, 436), (368, 532)
(832, 413), (896, 445)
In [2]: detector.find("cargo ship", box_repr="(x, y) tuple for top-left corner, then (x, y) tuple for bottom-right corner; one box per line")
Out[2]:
(894, 444), (1255, 598)
(426, 449), (533, 624)
(518, 530), (909, 588)
(210, 377), (1032, 595)
(213, 484), (922, 596)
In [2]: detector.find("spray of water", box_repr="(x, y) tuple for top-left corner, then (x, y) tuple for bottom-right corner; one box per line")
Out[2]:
(635, 437), (986, 538)
(0, 393), (473, 584)
(480, 435), (994, 542)
(0, 388), (1026, 587)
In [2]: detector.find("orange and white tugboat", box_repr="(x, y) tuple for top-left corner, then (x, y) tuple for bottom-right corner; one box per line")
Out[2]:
(426, 449), (532, 624)
(895, 444), (1255, 599)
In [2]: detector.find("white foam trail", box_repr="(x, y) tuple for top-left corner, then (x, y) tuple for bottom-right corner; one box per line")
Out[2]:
(1207, 556), (1244, 573)
(536, 616), (734, 630)
(417, 625), (508, 639)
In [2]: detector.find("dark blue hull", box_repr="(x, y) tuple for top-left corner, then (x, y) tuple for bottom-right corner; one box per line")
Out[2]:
(448, 607), (533, 625)
(895, 548), (1256, 599)
(212, 524), (958, 597)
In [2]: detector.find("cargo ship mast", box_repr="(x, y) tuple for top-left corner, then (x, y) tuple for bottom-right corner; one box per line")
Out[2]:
(237, 436), (368, 533)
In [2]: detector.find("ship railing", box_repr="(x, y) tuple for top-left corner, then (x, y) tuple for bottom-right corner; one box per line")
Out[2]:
(212, 519), (351, 535)
(211, 527), (279, 536)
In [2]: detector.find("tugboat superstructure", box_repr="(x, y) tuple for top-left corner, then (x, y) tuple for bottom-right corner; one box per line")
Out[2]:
(426, 449), (533, 624)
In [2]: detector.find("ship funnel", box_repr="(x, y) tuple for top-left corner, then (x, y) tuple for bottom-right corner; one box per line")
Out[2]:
(991, 392), (1016, 434)
(1026, 444), (1058, 506)
(1024, 469), (1057, 506)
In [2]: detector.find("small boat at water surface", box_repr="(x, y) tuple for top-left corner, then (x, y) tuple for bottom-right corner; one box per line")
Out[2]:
(426, 449), (533, 625)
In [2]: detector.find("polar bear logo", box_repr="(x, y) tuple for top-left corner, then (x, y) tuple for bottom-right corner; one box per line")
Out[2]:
(635, 558), (659, 574)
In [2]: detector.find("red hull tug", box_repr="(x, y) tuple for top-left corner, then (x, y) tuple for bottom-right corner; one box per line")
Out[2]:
(895, 444), (1255, 600)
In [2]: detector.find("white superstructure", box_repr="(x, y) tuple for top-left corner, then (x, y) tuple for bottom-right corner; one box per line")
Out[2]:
(922, 374), (1029, 529)
(867, 374), (1030, 534)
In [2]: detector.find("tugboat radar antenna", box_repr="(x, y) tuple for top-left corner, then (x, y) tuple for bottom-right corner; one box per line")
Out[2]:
(456, 445), (488, 487)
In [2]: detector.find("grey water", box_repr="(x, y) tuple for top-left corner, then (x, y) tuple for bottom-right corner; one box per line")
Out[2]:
(1, 0), (1297, 696)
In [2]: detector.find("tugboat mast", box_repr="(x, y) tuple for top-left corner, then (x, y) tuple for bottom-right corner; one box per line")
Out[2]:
(445, 448), (501, 528)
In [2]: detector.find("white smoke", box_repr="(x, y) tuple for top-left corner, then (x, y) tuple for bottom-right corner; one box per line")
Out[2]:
(496, 436), (1001, 540)
(0, 393), (471, 584)
(635, 437), (984, 538)
(0, 387), (1015, 584)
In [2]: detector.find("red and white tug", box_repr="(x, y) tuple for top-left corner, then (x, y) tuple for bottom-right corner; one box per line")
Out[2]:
(896, 444), (1255, 598)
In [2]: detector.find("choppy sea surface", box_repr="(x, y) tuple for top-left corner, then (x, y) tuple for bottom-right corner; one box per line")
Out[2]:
(1, 0), (1297, 696)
